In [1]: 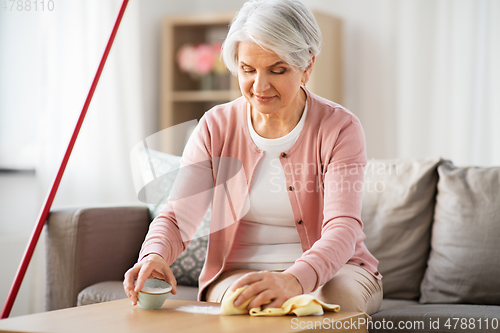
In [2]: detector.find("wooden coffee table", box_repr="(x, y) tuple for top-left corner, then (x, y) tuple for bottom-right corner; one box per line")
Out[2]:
(0, 299), (368, 333)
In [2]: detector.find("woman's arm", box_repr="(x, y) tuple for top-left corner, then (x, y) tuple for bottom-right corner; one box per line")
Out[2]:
(139, 117), (214, 264)
(124, 117), (214, 302)
(285, 115), (367, 293)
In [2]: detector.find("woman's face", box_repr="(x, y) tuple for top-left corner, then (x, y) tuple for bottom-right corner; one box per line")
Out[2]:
(237, 42), (312, 116)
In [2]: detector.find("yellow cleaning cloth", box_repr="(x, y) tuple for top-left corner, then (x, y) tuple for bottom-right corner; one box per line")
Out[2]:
(221, 287), (340, 316)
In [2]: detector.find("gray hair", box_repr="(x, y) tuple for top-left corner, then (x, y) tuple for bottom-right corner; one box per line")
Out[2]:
(222, 0), (322, 75)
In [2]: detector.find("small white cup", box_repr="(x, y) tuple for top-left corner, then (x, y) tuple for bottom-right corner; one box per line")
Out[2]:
(136, 278), (172, 310)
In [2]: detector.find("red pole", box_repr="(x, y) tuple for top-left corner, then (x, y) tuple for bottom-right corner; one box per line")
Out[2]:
(1, 0), (130, 319)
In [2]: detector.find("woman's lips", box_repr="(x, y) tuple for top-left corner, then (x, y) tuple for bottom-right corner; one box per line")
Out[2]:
(254, 95), (275, 103)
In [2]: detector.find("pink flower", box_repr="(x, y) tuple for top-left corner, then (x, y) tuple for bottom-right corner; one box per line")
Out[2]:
(177, 44), (197, 73)
(211, 42), (223, 54)
(177, 42), (227, 76)
(194, 44), (215, 75)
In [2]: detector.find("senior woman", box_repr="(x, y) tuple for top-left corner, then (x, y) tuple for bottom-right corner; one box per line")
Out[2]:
(124, 0), (383, 315)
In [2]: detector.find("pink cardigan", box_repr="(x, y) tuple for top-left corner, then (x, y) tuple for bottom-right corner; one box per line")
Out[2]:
(139, 88), (381, 300)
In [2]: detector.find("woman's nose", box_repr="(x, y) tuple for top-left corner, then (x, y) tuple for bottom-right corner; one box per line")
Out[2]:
(253, 72), (270, 92)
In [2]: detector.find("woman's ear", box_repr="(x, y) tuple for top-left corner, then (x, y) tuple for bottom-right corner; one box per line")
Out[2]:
(301, 56), (316, 85)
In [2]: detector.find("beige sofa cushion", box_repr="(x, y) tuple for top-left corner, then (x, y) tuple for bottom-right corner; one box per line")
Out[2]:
(362, 156), (442, 300)
(420, 161), (500, 304)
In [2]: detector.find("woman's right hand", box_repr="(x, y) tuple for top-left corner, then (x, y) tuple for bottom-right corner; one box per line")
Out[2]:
(123, 253), (178, 306)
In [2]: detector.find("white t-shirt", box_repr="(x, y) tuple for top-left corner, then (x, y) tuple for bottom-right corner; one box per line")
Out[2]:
(225, 102), (308, 271)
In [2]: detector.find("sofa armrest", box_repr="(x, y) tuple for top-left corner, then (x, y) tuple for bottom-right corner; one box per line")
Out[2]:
(45, 205), (150, 311)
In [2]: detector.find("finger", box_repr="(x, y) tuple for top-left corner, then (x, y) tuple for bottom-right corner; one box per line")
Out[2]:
(231, 272), (263, 292)
(247, 289), (276, 310)
(134, 262), (154, 293)
(162, 267), (178, 295)
(123, 267), (136, 294)
(261, 298), (285, 310)
(127, 287), (138, 306)
(124, 265), (141, 305)
(233, 280), (266, 308)
(123, 282), (136, 305)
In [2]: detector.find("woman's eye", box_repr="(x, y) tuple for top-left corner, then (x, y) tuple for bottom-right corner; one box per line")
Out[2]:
(271, 69), (286, 75)
(242, 67), (254, 73)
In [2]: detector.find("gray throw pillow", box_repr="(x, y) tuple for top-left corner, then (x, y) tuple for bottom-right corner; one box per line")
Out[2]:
(362, 156), (442, 300)
(134, 148), (210, 287)
(170, 211), (210, 287)
(420, 161), (500, 304)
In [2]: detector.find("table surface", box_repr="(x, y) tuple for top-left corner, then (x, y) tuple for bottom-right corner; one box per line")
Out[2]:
(0, 298), (368, 333)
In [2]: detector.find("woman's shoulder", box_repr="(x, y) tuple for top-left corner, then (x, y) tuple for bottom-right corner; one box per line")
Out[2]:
(305, 91), (366, 163)
(192, 97), (247, 148)
(200, 97), (247, 130)
(308, 92), (365, 146)
(204, 97), (246, 120)
(306, 90), (360, 125)
(305, 91), (364, 146)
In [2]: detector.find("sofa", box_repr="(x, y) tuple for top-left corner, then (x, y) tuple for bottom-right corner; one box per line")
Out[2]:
(45, 156), (500, 332)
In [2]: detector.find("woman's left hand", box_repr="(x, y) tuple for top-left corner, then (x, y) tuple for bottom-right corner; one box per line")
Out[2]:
(231, 271), (303, 310)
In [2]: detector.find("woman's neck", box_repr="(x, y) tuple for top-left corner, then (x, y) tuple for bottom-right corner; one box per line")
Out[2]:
(251, 89), (306, 139)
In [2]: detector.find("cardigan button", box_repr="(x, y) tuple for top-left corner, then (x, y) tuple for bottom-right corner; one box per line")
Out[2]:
(288, 186), (294, 191)
(297, 220), (303, 225)
(281, 152), (287, 158)
(360, 262), (365, 266)
(375, 271), (380, 276)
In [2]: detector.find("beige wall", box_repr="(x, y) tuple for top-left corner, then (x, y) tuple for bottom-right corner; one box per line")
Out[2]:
(303, 0), (398, 159)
